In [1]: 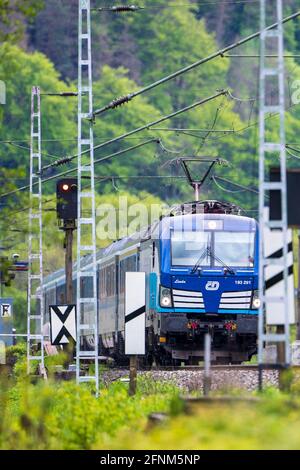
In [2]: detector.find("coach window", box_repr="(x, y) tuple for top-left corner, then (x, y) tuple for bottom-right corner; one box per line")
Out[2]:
(108, 265), (115, 297)
(102, 267), (107, 299)
(99, 271), (103, 300)
(57, 284), (65, 304)
(72, 280), (77, 303)
(107, 266), (111, 297)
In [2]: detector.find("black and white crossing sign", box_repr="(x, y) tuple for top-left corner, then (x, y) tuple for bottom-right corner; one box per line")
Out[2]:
(125, 272), (146, 355)
(49, 304), (76, 346)
(0, 299), (12, 318)
(264, 217), (295, 325)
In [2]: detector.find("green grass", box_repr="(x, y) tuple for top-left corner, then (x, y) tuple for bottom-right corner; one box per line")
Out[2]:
(99, 390), (300, 450)
(0, 352), (180, 450)
(2, 348), (300, 450)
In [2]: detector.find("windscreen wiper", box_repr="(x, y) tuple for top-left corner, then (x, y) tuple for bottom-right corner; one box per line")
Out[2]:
(207, 247), (235, 275)
(191, 246), (210, 274)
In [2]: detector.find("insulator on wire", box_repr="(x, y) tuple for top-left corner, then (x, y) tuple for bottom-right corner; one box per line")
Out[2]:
(41, 92), (78, 97)
(58, 92), (78, 97)
(110, 94), (133, 109)
(56, 157), (72, 167)
(112, 5), (143, 12)
(91, 94), (134, 118)
(94, 5), (144, 13)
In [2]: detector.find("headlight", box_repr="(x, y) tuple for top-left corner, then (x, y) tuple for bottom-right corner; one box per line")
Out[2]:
(252, 290), (261, 309)
(160, 286), (173, 307)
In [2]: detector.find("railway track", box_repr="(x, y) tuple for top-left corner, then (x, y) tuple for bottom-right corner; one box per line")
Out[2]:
(100, 364), (285, 391)
(142, 364), (269, 371)
(106, 363), (298, 371)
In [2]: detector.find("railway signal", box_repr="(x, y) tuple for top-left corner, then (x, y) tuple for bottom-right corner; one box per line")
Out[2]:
(56, 178), (78, 222)
(56, 178), (78, 313)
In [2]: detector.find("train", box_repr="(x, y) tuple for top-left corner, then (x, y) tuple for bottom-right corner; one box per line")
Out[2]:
(42, 200), (259, 365)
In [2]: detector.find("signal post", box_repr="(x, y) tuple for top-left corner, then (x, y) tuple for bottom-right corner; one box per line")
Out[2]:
(56, 179), (78, 357)
(64, 220), (75, 305)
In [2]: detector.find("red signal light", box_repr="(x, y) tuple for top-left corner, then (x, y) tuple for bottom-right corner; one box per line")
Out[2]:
(57, 178), (78, 220)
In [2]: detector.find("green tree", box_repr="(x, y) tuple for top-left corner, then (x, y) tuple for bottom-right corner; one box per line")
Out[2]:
(29, 0), (78, 81)
(0, 43), (77, 173)
(0, 0), (43, 44)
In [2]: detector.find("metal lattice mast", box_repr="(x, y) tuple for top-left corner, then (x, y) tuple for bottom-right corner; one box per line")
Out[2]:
(76, 0), (99, 393)
(27, 86), (45, 375)
(258, 0), (290, 372)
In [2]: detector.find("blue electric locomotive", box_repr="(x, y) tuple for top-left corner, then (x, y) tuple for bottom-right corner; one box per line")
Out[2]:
(42, 200), (259, 364)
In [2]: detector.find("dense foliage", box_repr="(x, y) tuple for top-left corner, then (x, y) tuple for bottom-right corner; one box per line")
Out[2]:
(1, 0), (300, 203)
(1, 0), (300, 328)
(0, 0), (43, 43)
(0, 347), (180, 450)
(102, 389), (300, 450)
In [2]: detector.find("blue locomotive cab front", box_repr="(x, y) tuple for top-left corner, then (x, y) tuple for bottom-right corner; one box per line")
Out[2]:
(156, 210), (259, 364)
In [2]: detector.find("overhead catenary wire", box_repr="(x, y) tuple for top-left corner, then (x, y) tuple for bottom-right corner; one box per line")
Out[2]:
(157, 140), (190, 155)
(0, 139), (159, 199)
(211, 176), (248, 193)
(88, 175), (187, 180)
(37, 137), (158, 180)
(286, 148), (300, 161)
(92, 1), (262, 11)
(211, 175), (261, 196)
(286, 144), (300, 154)
(2, 171), (258, 226)
(223, 54), (300, 58)
(3, 90), (297, 192)
(196, 97), (227, 152)
(1, 130), (220, 201)
(227, 90), (256, 102)
(90, 9), (300, 118)
(151, 127), (236, 133)
(2, 9), (299, 201)
(173, 97), (300, 145)
(0, 174), (192, 224)
(0, 136), (156, 144)
(152, 67), (300, 141)
(2, 168), (264, 232)
(2, 94), (293, 199)
(4, 10), (299, 185)
(38, 89), (227, 174)
(3, 141), (62, 161)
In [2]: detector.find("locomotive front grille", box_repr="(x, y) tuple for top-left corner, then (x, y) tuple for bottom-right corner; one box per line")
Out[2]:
(172, 289), (252, 310)
(219, 290), (252, 309)
(172, 288), (204, 308)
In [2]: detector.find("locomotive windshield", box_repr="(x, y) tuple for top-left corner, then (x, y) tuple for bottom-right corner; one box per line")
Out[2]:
(171, 230), (255, 268)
